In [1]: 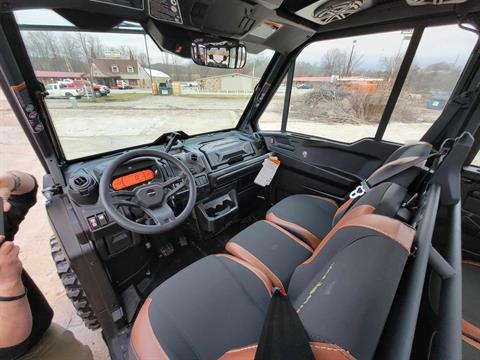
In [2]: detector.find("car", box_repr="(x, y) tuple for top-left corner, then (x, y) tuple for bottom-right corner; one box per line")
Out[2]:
(93, 83), (110, 96)
(116, 80), (133, 90)
(1, 2), (480, 360)
(44, 82), (82, 99)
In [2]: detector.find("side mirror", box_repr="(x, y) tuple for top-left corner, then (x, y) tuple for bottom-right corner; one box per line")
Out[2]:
(191, 41), (247, 69)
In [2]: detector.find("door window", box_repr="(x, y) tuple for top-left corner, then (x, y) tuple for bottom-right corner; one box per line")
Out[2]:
(286, 30), (412, 142)
(383, 25), (478, 143)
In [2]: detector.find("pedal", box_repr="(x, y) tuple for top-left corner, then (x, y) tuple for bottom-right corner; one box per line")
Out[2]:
(159, 242), (174, 257)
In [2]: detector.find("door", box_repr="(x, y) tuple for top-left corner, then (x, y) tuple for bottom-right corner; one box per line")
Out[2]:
(257, 25), (479, 203)
(462, 148), (480, 257)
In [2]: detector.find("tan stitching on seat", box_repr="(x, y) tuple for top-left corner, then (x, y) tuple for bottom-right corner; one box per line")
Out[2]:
(224, 344), (258, 353)
(310, 343), (356, 360)
(296, 263), (335, 314)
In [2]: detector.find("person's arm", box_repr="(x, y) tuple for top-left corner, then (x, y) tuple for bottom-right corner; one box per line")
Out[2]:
(0, 240), (32, 348)
(0, 171), (36, 348)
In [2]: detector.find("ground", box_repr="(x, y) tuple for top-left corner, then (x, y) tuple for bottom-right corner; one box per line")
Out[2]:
(0, 87), (457, 360)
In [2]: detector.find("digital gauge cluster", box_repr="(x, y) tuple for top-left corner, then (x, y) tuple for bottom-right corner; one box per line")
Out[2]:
(112, 169), (155, 190)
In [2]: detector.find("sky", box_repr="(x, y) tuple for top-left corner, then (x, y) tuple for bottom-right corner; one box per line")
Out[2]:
(14, 9), (479, 70)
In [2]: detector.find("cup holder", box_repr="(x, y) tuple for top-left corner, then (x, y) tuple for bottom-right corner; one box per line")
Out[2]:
(205, 199), (235, 217)
(197, 190), (239, 233)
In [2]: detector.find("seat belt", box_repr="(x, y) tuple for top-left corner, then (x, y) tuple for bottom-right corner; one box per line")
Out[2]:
(349, 152), (439, 199)
(421, 89), (475, 144)
(255, 289), (314, 360)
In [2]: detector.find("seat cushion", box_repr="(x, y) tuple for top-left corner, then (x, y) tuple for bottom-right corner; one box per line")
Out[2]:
(462, 260), (480, 342)
(130, 255), (272, 360)
(226, 220), (313, 291)
(463, 336), (480, 360)
(266, 194), (338, 248)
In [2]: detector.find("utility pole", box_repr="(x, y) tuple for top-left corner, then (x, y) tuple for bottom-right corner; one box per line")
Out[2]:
(144, 34), (154, 90)
(345, 39), (357, 77)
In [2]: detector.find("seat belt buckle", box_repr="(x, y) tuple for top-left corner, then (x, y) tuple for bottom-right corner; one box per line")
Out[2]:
(273, 287), (287, 297)
(349, 180), (369, 199)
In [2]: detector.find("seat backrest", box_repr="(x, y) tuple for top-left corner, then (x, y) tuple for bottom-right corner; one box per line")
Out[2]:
(289, 213), (416, 360)
(370, 141), (432, 189)
(332, 181), (408, 226)
(331, 142), (432, 226)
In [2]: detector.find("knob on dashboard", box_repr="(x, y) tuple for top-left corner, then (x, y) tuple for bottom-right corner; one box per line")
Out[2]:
(189, 152), (198, 162)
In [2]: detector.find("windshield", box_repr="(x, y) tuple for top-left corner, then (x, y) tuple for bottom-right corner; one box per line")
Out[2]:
(16, 10), (274, 160)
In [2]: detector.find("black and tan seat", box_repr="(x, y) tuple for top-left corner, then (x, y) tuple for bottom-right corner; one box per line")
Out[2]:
(227, 181), (408, 292)
(266, 142), (432, 248)
(461, 260), (480, 359)
(429, 259), (480, 359)
(130, 212), (416, 359)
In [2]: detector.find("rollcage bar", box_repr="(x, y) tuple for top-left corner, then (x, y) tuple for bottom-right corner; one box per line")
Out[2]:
(376, 132), (474, 360)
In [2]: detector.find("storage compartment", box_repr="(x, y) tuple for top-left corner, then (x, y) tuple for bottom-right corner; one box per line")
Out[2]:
(196, 189), (239, 233)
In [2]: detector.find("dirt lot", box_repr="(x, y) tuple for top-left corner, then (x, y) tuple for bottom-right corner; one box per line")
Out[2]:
(0, 89), (439, 360)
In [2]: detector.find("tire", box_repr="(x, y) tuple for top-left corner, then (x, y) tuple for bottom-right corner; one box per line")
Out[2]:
(65, 92), (73, 98)
(50, 236), (100, 330)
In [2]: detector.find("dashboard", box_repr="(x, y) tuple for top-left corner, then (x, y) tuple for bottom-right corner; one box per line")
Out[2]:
(63, 130), (269, 239)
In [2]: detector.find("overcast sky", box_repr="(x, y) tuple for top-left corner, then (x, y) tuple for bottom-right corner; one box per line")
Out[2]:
(14, 9), (479, 70)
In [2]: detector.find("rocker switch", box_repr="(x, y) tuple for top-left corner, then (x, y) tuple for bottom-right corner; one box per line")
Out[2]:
(97, 213), (108, 227)
(87, 216), (99, 230)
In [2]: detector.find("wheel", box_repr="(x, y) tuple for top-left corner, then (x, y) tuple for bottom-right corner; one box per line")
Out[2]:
(49, 236), (100, 330)
(65, 92), (73, 97)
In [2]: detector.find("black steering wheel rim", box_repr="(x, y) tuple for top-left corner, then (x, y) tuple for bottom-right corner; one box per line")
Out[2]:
(99, 149), (197, 235)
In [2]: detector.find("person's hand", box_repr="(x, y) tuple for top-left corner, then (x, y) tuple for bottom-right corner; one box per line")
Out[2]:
(0, 239), (24, 296)
(0, 174), (15, 212)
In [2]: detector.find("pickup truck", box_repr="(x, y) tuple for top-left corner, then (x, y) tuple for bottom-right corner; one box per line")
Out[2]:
(45, 82), (82, 99)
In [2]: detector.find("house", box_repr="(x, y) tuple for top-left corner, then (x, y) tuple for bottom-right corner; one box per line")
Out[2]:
(35, 70), (85, 85)
(91, 58), (148, 88)
(142, 68), (171, 84)
(197, 73), (258, 92)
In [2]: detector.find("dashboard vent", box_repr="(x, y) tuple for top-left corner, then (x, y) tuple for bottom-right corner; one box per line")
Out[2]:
(73, 175), (88, 188)
(68, 172), (98, 205)
(313, 0), (373, 25)
(406, 0), (466, 5)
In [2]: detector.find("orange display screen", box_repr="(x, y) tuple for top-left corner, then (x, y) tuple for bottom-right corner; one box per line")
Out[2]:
(112, 169), (155, 190)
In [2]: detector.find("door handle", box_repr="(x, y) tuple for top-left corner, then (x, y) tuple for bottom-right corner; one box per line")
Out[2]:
(275, 143), (295, 151)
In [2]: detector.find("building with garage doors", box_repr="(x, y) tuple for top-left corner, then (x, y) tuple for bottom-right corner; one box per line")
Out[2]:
(197, 73), (259, 92)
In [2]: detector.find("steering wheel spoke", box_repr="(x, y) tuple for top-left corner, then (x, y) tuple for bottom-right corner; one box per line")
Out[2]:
(111, 189), (135, 198)
(165, 179), (188, 199)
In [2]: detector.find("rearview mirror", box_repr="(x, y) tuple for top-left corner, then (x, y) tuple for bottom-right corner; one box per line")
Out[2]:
(191, 41), (247, 69)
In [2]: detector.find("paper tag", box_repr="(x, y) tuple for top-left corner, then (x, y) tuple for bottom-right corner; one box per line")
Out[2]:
(254, 157), (280, 187)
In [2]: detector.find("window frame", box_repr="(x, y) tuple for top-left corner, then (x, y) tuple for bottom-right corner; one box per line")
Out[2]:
(258, 23), (479, 146)
(126, 65), (134, 73)
(111, 65), (119, 73)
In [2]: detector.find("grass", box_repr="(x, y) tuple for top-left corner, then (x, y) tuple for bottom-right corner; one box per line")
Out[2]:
(80, 93), (152, 102)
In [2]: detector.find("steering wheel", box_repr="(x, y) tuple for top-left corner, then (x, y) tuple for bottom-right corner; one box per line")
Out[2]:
(99, 149), (197, 235)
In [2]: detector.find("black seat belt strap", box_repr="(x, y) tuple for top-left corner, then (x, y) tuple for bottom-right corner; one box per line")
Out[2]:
(255, 289), (314, 360)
